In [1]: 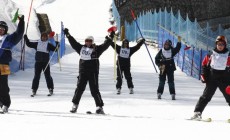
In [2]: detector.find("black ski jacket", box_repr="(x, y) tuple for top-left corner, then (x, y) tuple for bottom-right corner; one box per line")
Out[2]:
(155, 42), (181, 72)
(111, 39), (145, 68)
(67, 35), (113, 73)
(24, 36), (58, 62)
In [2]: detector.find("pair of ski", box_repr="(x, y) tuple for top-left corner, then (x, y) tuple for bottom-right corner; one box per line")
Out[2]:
(86, 111), (105, 115)
(31, 93), (53, 97)
(187, 118), (230, 123)
(187, 118), (212, 122)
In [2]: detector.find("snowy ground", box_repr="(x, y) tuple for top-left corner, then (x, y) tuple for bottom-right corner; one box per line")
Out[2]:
(1, 0), (230, 140)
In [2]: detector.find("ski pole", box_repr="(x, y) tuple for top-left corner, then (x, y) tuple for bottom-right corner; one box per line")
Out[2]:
(19, 0), (34, 70)
(113, 35), (117, 81)
(56, 34), (62, 71)
(43, 44), (59, 72)
(130, 9), (158, 73)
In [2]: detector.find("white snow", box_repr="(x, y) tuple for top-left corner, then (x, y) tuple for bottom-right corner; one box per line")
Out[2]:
(1, 0), (230, 140)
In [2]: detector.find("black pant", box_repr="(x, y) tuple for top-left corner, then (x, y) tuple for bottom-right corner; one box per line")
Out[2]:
(116, 66), (133, 89)
(194, 80), (230, 113)
(32, 62), (54, 91)
(157, 70), (175, 94)
(0, 75), (10, 107)
(72, 72), (104, 107)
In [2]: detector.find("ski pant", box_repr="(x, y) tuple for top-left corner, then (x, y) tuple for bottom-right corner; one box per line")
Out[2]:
(157, 70), (175, 95)
(32, 62), (54, 91)
(0, 75), (10, 107)
(72, 72), (104, 107)
(116, 66), (134, 89)
(194, 80), (230, 113)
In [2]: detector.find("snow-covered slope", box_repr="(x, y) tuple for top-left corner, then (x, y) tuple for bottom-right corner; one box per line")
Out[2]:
(1, 1), (230, 140)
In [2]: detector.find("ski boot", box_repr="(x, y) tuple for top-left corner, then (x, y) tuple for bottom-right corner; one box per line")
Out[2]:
(0, 106), (8, 114)
(0, 101), (3, 108)
(157, 93), (162, 99)
(190, 112), (202, 120)
(96, 107), (105, 114)
(116, 88), (121, 95)
(47, 89), (53, 96)
(31, 89), (37, 97)
(70, 104), (78, 113)
(171, 94), (176, 100)
(129, 88), (134, 94)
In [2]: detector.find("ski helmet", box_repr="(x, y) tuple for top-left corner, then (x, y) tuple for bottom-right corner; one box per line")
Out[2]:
(164, 39), (172, 50)
(122, 39), (129, 47)
(0, 21), (8, 34)
(165, 39), (172, 46)
(85, 36), (94, 43)
(215, 35), (227, 45)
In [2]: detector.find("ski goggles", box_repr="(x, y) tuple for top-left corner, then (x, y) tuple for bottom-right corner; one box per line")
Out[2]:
(85, 39), (93, 43)
(0, 27), (5, 31)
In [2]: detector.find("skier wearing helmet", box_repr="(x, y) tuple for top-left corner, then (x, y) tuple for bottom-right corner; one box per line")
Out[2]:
(111, 38), (145, 95)
(155, 36), (181, 100)
(0, 16), (25, 113)
(191, 35), (230, 120)
(63, 28), (114, 114)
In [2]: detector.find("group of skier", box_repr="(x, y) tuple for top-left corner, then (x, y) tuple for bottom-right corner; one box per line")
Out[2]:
(0, 16), (230, 120)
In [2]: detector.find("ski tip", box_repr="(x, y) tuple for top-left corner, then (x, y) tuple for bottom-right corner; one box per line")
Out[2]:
(86, 111), (92, 114)
(205, 118), (212, 122)
(227, 119), (230, 123)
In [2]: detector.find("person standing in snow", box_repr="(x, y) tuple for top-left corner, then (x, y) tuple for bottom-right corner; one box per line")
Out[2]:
(63, 28), (114, 114)
(0, 16), (25, 113)
(191, 35), (230, 120)
(24, 32), (59, 97)
(155, 36), (181, 100)
(111, 38), (145, 94)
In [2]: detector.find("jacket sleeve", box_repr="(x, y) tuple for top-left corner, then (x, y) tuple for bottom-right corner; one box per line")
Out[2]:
(47, 43), (58, 52)
(24, 36), (38, 49)
(6, 18), (25, 48)
(129, 39), (145, 56)
(172, 42), (181, 57)
(110, 42), (121, 53)
(97, 36), (113, 55)
(200, 55), (211, 82)
(155, 50), (162, 67)
(66, 34), (82, 54)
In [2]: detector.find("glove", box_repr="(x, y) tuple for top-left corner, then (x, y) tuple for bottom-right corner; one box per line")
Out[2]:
(55, 41), (59, 46)
(64, 28), (69, 36)
(137, 38), (145, 44)
(226, 85), (230, 95)
(49, 31), (55, 38)
(18, 15), (24, 21)
(109, 31), (115, 39)
(178, 36), (181, 42)
(200, 74), (206, 83)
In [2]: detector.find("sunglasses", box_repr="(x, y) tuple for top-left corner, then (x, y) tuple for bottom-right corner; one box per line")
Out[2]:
(85, 39), (93, 43)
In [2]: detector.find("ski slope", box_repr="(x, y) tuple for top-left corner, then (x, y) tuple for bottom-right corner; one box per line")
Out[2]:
(1, 0), (230, 140)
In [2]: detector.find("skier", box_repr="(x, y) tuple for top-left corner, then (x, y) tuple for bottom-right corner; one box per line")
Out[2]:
(155, 36), (181, 100)
(0, 16), (25, 113)
(24, 32), (59, 97)
(63, 28), (114, 114)
(191, 35), (230, 120)
(111, 38), (145, 94)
